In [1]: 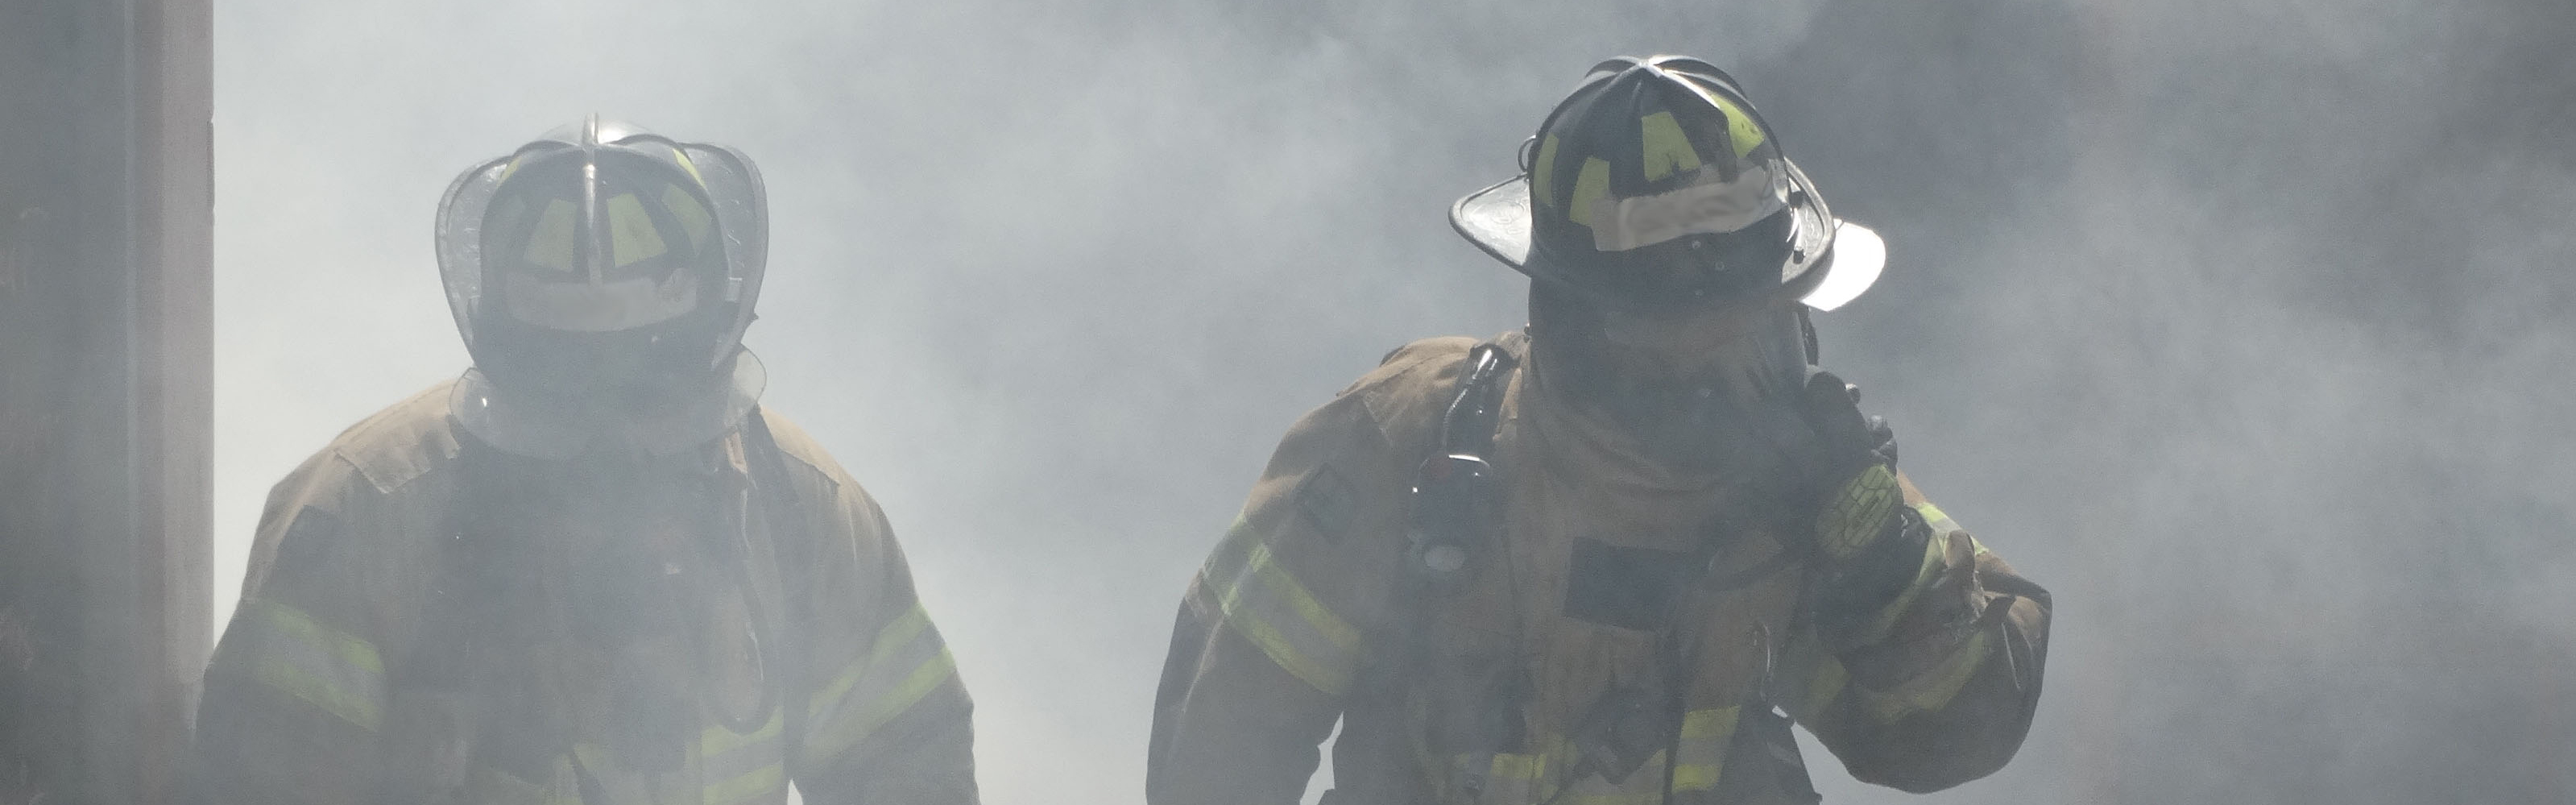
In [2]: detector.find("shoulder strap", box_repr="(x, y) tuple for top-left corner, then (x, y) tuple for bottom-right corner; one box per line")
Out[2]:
(400, 434), (559, 790)
(1405, 339), (1519, 583)
(1331, 339), (1526, 803)
(739, 408), (815, 775)
(1438, 342), (1518, 459)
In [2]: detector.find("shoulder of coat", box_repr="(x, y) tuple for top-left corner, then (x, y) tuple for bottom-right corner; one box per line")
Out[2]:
(752, 407), (851, 503)
(1342, 332), (1521, 450)
(318, 380), (467, 498)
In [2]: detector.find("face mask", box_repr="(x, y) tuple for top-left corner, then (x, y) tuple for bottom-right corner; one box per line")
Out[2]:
(1530, 282), (1815, 475)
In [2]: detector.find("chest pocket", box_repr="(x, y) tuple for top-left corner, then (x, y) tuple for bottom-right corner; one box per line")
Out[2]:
(1562, 538), (1697, 632)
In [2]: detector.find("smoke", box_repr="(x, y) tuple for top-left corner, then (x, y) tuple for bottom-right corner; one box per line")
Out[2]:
(210, 0), (2576, 802)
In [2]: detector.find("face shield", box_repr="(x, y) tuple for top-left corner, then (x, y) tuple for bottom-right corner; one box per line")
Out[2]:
(1528, 279), (1817, 475)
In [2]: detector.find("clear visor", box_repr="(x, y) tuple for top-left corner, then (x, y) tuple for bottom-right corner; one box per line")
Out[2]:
(1590, 297), (1811, 408)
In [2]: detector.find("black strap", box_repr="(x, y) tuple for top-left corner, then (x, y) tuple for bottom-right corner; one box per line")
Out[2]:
(1439, 342), (1519, 459)
(1331, 341), (1524, 804)
(740, 408), (814, 774)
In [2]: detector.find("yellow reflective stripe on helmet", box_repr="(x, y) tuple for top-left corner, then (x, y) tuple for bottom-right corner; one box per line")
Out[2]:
(1214, 536), (1362, 696)
(802, 603), (959, 766)
(524, 198), (579, 272)
(670, 147), (706, 189)
(1568, 157), (1613, 227)
(699, 709), (785, 805)
(1530, 135), (1564, 207)
(1668, 706), (1741, 791)
(1860, 629), (1992, 723)
(1707, 93), (1766, 157)
(662, 185), (714, 252)
(1638, 111), (1704, 181)
(603, 193), (669, 268)
(247, 598), (385, 732)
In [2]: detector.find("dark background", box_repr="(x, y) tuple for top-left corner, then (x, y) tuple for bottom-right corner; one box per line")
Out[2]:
(209, 0), (2576, 801)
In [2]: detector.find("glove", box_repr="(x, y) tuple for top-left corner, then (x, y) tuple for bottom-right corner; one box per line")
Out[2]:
(1795, 371), (1930, 649)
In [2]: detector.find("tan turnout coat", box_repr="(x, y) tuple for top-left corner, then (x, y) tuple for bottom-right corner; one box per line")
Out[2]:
(195, 383), (977, 805)
(1150, 335), (2050, 805)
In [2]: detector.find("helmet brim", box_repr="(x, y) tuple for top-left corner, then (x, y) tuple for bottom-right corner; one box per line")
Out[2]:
(1449, 158), (1885, 312)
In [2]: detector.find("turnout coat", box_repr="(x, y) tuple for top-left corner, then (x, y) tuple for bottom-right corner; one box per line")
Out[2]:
(1149, 335), (2049, 805)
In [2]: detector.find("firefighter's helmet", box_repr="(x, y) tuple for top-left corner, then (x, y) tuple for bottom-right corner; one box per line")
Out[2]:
(433, 116), (770, 457)
(435, 115), (768, 397)
(1452, 56), (1883, 312)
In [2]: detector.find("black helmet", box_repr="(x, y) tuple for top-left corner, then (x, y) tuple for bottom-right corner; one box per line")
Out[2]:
(1452, 56), (1882, 312)
(435, 116), (767, 397)
(433, 117), (771, 456)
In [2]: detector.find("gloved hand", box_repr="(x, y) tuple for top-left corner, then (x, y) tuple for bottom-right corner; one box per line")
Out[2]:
(1793, 370), (1929, 649)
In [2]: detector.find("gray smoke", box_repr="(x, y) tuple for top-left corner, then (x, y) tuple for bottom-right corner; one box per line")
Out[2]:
(210, 0), (2576, 802)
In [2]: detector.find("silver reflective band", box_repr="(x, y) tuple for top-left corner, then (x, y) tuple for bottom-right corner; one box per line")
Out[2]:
(1799, 222), (1885, 312)
(247, 599), (387, 732)
(1584, 164), (1788, 252)
(699, 712), (787, 804)
(802, 604), (958, 766)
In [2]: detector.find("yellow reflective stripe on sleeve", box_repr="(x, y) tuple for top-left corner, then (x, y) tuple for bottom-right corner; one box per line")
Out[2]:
(1861, 629), (1992, 723)
(1214, 539), (1363, 696)
(1668, 706), (1741, 791)
(1555, 759), (1670, 805)
(699, 709), (785, 805)
(1913, 500), (1959, 536)
(703, 761), (785, 805)
(1638, 111), (1704, 181)
(1853, 532), (1951, 646)
(1806, 654), (1851, 717)
(247, 598), (385, 732)
(802, 603), (959, 766)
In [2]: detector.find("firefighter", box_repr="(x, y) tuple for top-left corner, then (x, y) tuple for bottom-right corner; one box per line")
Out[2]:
(1149, 56), (2050, 804)
(193, 118), (977, 804)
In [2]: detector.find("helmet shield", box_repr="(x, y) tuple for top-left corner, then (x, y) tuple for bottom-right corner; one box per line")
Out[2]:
(1452, 56), (1885, 312)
